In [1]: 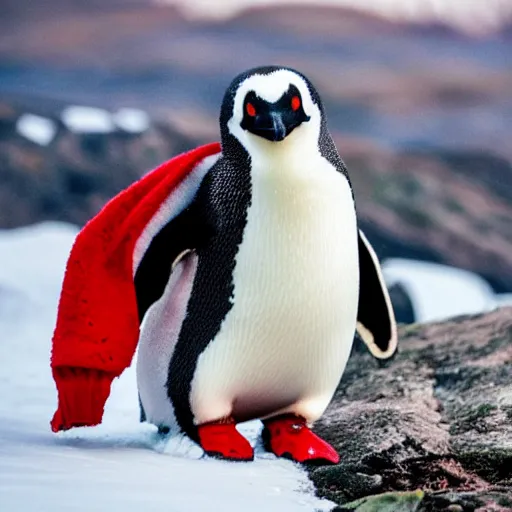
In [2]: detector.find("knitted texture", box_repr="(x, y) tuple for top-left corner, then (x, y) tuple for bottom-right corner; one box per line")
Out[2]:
(50, 142), (221, 432)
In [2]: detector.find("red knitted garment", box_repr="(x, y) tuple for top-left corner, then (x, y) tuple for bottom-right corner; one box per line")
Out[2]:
(50, 142), (221, 432)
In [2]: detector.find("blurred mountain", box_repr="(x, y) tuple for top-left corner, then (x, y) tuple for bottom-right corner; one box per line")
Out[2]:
(1, 2), (510, 159)
(0, 2), (511, 293)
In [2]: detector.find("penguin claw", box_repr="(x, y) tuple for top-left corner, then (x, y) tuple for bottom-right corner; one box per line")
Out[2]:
(262, 415), (340, 465)
(197, 422), (254, 462)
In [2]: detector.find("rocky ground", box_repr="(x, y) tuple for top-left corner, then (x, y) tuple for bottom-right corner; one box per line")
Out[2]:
(308, 307), (512, 511)
(1, 102), (511, 296)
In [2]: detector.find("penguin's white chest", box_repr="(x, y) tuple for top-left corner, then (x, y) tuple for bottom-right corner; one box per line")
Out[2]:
(190, 155), (360, 425)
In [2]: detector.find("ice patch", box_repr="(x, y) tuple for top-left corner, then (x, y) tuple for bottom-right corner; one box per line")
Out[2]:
(61, 105), (115, 133)
(495, 293), (512, 307)
(383, 258), (498, 322)
(112, 108), (150, 133)
(16, 113), (57, 145)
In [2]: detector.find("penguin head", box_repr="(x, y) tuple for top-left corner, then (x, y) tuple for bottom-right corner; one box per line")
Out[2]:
(220, 66), (327, 159)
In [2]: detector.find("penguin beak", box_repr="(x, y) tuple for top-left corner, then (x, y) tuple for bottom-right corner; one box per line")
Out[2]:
(252, 112), (287, 142)
(240, 87), (311, 143)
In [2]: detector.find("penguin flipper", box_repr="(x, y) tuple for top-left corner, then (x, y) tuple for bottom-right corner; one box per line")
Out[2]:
(356, 229), (398, 360)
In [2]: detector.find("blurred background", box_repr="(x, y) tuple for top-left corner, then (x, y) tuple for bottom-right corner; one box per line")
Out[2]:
(1, 0), (511, 324)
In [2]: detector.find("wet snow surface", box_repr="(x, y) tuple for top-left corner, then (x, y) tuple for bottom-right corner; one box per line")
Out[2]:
(16, 114), (57, 146)
(0, 222), (333, 512)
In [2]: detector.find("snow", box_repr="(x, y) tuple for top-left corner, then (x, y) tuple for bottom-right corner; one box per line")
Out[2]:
(0, 222), (333, 512)
(495, 293), (512, 308)
(60, 106), (150, 135)
(157, 0), (512, 35)
(16, 114), (57, 146)
(61, 106), (115, 134)
(382, 258), (501, 323)
(112, 108), (151, 133)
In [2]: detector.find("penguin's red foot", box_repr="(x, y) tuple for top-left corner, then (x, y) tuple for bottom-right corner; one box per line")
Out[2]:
(197, 421), (254, 461)
(262, 415), (340, 465)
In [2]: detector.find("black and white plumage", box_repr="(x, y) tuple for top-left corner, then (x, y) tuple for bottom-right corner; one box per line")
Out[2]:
(135, 66), (398, 443)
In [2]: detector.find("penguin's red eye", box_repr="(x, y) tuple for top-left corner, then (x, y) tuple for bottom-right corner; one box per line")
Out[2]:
(246, 103), (256, 117)
(291, 96), (301, 111)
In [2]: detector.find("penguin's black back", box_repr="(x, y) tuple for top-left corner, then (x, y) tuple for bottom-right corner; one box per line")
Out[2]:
(165, 156), (252, 441)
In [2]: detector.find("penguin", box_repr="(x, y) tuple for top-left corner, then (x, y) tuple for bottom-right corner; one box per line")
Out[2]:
(134, 65), (398, 464)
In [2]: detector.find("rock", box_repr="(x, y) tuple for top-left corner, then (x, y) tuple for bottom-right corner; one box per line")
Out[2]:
(335, 490), (425, 512)
(307, 307), (512, 509)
